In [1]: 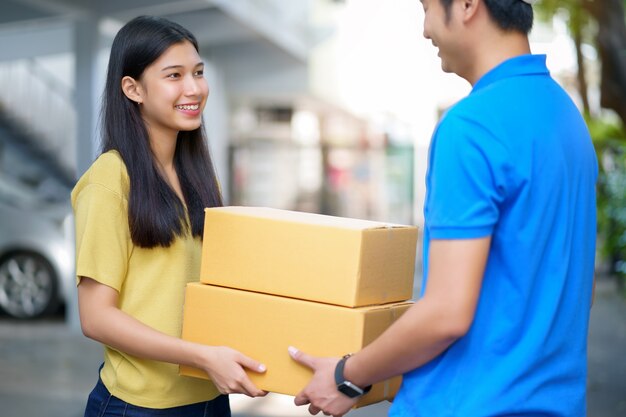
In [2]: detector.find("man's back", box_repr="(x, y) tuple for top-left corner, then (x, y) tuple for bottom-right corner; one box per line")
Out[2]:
(392, 54), (598, 417)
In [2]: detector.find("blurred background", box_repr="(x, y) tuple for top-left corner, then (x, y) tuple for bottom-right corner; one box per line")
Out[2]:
(0, 0), (625, 416)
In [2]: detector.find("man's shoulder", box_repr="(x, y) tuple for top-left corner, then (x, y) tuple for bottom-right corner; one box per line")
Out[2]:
(443, 89), (494, 123)
(436, 99), (493, 139)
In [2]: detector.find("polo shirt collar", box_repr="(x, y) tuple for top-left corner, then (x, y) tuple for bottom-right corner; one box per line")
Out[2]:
(472, 54), (549, 93)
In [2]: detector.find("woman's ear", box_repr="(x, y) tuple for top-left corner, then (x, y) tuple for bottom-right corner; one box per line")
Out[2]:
(121, 76), (143, 104)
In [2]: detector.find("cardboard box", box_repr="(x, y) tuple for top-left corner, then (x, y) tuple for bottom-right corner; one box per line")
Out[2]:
(181, 283), (412, 407)
(200, 206), (417, 307)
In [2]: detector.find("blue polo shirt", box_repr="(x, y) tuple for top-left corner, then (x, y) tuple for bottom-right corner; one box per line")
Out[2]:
(390, 55), (598, 416)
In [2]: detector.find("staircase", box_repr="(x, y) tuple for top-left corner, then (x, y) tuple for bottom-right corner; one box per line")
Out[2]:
(0, 58), (76, 198)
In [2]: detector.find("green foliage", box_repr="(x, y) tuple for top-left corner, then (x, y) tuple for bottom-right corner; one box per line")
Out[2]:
(534, 0), (591, 34)
(589, 116), (626, 286)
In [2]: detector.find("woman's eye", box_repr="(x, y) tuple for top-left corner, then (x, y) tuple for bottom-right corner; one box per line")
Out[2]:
(194, 70), (204, 77)
(167, 73), (180, 79)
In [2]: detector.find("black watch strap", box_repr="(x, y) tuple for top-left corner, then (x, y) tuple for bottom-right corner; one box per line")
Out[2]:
(334, 354), (372, 398)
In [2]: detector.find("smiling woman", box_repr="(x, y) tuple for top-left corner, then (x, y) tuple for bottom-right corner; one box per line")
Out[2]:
(71, 15), (267, 417)
(121, 41), (208, 150)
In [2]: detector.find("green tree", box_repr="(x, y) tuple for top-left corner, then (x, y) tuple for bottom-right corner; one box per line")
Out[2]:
(535, 0), (626, 125)
(585, 0), (626, 125)
(535, 0), (593, 114)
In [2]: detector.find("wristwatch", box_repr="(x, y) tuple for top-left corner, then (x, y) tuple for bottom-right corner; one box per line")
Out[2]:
(334, 354), (372, 398)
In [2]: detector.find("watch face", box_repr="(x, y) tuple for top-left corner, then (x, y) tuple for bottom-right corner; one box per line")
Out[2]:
(337, 381), (363, 398)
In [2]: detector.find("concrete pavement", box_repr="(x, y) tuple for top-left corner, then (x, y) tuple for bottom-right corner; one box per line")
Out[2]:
(0, 275), (624, 417)
(587, 276), (626, 416)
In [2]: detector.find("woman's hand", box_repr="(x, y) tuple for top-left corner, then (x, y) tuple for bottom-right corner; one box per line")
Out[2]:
(195, 345), (268, 397)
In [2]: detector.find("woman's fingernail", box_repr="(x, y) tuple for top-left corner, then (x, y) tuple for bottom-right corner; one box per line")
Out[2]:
(288, 346), (298, 356)
(259, 364), (266, 372)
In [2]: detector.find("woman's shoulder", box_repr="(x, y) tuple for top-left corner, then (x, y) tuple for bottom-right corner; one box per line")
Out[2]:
(91, 150), (128, 177)
(72, 150), (130, 200)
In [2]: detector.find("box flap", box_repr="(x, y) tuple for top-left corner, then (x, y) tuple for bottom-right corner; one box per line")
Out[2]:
(205, 206), (413, 231)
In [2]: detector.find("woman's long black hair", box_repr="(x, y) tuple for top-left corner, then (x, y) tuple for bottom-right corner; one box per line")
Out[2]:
(101, 15), (223, 248)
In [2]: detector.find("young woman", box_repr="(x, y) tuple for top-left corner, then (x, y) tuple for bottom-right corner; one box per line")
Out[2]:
(72, 15), (266, 417)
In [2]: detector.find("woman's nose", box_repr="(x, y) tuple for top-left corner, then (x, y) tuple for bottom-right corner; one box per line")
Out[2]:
(184, 75), (202, 96)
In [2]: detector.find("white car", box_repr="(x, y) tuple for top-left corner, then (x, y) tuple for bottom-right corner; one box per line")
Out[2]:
(0, 178), (74, 319)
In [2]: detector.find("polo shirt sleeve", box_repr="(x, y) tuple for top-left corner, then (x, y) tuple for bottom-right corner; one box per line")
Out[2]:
(425, 113), (510, 239)
(73, 182), (131, 292)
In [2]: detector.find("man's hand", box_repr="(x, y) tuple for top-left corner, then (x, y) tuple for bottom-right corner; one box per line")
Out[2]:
(289, 347), (358, 417)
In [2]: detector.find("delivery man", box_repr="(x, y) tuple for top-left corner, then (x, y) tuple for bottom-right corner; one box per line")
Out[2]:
(289, 0), (598, 416)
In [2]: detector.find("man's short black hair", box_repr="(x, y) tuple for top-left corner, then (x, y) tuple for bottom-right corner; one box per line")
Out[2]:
(439, 0), (533, 34)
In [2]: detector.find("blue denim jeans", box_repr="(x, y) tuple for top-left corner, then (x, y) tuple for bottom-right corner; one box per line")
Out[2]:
(84, 377), (231, 417)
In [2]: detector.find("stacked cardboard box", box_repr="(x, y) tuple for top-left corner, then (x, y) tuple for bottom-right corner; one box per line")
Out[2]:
(181, 206), (418, 407)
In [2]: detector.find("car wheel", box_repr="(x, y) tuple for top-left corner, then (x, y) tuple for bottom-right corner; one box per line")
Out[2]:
(0, 252), (59, 319)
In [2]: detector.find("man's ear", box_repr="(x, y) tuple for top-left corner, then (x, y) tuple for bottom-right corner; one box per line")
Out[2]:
(461, 0), (480, 22)
(121, 76), (143, 104)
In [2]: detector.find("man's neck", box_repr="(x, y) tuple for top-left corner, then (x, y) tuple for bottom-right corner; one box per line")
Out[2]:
(466, 31), (531, 85)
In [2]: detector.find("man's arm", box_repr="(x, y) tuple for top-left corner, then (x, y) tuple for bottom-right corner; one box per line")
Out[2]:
(291, 236), (491, 416)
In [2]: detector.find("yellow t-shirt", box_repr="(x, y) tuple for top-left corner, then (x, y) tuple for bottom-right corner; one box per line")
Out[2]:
(71, 150), (220, 408)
